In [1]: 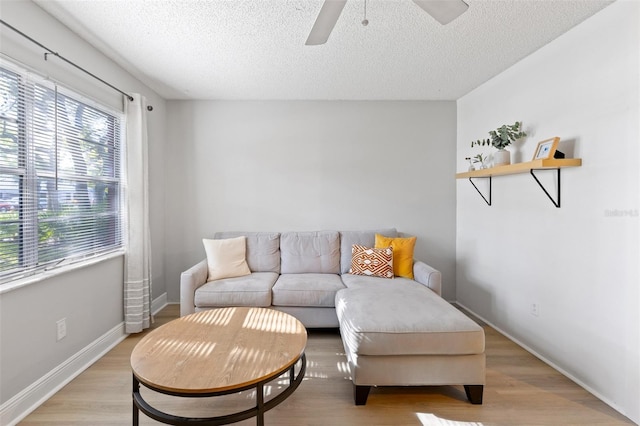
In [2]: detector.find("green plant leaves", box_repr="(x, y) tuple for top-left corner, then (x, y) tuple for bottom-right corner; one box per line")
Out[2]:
(471, 121), (526, 150)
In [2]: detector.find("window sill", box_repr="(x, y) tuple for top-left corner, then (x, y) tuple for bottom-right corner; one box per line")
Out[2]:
(0, 250), (125, 295)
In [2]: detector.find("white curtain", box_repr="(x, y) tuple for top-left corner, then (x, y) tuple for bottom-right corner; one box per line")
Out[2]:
(124, 94), (152, 333)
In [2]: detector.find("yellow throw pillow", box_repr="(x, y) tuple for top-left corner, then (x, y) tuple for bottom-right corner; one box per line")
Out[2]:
(374, 234), (416, 279)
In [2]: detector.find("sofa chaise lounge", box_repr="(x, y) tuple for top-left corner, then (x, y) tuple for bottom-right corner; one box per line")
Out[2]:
(180, 229), (485, 405)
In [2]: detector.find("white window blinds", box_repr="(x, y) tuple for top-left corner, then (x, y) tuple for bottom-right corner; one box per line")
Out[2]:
(0, 59), (124, 281)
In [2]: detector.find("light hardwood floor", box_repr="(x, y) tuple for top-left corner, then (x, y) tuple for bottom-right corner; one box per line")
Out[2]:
(20, 304), (634, 425)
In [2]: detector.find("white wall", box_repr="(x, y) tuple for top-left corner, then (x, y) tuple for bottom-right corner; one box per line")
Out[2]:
(165, 100), (458, 301)
(456, 1), (639, 423)
(0, 256), (123, 402)
(0, 0), (167, 417)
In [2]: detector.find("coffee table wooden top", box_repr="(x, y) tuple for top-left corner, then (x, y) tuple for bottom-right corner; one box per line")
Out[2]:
(130, 307), (307, 394)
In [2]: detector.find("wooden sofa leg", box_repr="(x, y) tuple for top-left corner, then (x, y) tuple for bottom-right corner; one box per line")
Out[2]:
(464, 385), (484, 404)
(354, 385), (371, 405)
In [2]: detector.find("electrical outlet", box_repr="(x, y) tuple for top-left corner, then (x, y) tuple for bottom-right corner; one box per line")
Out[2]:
(56, 318), (67, 341)
(531, 303), (540, 317)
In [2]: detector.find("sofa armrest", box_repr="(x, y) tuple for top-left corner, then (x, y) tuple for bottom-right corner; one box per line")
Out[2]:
(413, 260), (442, 297)
(180, 259), (208, 316)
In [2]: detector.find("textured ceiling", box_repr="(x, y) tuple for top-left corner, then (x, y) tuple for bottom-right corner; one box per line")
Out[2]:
(34, 0), (613, 100)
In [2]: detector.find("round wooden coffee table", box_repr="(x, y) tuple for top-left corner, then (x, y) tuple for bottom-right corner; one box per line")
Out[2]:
(130, 307), (307, 425)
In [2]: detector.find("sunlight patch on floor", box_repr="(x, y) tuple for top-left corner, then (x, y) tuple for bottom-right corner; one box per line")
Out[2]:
(417, 413), (484, 426)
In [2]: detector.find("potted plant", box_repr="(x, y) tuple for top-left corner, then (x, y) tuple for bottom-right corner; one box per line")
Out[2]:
(473, 153), (488, 169)
(471, 121), (526, 166)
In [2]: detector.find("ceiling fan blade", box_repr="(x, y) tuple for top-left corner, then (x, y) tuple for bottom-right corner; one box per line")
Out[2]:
(305, 0), (348, 45)
(412, 0), (469, 25)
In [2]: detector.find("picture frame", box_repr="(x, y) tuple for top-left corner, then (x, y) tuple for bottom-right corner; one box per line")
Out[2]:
(532, 137), (560, 161)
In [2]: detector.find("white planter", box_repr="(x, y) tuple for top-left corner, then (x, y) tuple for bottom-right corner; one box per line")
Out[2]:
(493, 149), (511, 166)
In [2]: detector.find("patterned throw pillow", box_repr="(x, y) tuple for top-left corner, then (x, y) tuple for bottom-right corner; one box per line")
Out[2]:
(349, 244), (394, 279)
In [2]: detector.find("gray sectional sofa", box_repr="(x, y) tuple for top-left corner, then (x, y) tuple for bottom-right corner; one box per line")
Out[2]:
(180, 229), (485, 405)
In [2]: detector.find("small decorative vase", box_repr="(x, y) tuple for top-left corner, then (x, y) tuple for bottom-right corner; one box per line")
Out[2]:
(493, 149), (511, 166)
(467, 159), (475, 171)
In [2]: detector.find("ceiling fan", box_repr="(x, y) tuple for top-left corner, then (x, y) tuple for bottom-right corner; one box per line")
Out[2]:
(305, 0), (469, 45)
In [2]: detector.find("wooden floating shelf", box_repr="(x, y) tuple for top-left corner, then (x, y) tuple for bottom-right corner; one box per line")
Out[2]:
(456, 158), (582, 179)
(456, 158), (582, 208)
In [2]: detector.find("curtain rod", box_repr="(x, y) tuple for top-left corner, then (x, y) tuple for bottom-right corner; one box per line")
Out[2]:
(1, 19), (135, 102)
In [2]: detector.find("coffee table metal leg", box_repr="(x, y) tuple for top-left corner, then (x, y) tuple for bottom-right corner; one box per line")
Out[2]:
(289, 364), (294, 385)
(256, 383), (264, 426)
(132, 375), (139, 426)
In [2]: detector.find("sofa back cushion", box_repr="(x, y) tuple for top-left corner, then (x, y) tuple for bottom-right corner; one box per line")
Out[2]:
(339, 228), (398, 274)
(280, 231), (340, 274)
(214, 232), (281, 273)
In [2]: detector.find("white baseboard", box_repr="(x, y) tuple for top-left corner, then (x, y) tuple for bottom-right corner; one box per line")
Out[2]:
(455, 302), (631, 423)
(0, 322), (127, 426)
(151, 291), (168, 315)
(0, 292), (168, 426)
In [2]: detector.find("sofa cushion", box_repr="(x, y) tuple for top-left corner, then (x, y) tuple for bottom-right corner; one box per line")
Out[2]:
(339, 229), (397, 274)
(280, 231), (340, 274)
(214, 231), (280, 273)
(335, 286), (485, 356)
(203, 236), (251, 281)
(375, 234), (416, 279)
(273, 273), (346, 307)
(349, 245), (393, 279)
(194, 272), (278, 307)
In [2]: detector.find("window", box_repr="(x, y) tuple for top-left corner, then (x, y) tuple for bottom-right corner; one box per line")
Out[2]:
(0, 60), (124, 282)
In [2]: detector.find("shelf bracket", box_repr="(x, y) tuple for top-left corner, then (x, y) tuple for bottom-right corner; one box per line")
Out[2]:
(468, 176), (492, 206)
(530, 168), (561, 208)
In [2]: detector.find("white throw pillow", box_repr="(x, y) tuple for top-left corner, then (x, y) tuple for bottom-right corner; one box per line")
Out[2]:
(203, 236), (251, 282)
